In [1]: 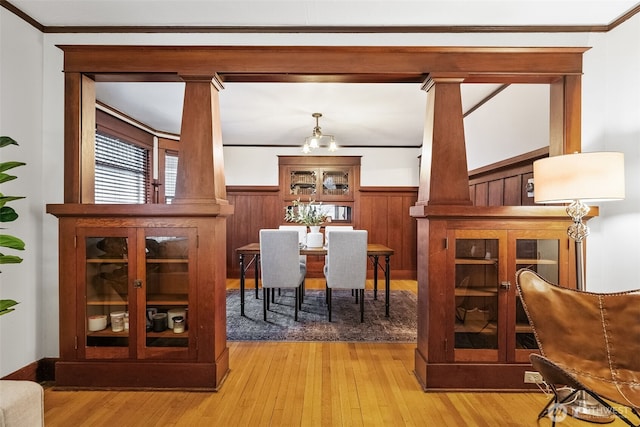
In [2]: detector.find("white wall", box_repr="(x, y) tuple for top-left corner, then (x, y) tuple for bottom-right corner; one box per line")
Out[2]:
(581, 14), (640, 292)
(223, 146), (420, 186)
(0, 10), (44, 375)
(464, 84), (550, 171)
(1, 12), (638, 374)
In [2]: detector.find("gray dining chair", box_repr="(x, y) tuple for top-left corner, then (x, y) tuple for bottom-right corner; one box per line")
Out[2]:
(259, 229), (307, 321)
(324, 225), (353, 245)
(324, 230), (368, 322)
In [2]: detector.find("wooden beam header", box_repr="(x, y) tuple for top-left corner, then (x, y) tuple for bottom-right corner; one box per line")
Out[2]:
(58, 45), (589, 84)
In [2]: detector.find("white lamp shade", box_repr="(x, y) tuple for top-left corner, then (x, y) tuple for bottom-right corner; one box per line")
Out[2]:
(533, 152), (625, 203)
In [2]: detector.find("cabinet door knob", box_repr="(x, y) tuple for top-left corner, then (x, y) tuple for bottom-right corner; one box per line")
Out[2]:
(133, 279), (143, 288)
(500, 281), (511, 290)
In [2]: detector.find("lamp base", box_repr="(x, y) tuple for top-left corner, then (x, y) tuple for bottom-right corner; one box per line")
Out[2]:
(557, 389), (615, 424)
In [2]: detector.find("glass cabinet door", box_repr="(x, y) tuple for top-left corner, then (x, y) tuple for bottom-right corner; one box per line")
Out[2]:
(143, 230), (193, 354)
(321, 169), (349, 197)
(454, 236), (501, 355)
(84, 233), (132, 358)
(289, 170), (317, 197)
(512, 234), (562, 359)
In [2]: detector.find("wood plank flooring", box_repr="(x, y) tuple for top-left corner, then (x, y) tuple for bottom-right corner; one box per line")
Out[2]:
(43, 280), (631, 426)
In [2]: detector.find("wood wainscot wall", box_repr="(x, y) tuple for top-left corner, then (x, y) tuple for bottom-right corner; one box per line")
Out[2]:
(226, 185), (418, 280)
(468, 148), (548, 207)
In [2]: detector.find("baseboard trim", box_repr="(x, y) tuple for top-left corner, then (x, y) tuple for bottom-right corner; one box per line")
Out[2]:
(1, 358), (57, 382)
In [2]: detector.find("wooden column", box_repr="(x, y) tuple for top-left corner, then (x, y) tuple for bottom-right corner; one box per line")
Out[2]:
(550, 75), (582, 156)
(64, 73), (96, 203)
(416, 76), (472, 206)
(173, 75), (228, 205)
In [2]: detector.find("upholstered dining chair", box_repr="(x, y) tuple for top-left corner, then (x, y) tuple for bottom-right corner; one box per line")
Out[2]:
(324, 225), (353, 245)
(324, 230), (368, 322)
(516, 268), (640, 426)
(259, 229), (307, 321)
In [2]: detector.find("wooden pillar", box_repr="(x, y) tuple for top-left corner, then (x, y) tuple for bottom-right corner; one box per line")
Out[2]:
(550, 75), (582, 156)
(416, 76), (472, 206)
(64, 73), (96, 204)
(173, 75), (228, 205)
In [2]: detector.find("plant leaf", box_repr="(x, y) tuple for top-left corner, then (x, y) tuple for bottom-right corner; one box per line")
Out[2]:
(0, 299), (19, 316)
(0, 235), (25, 251)
(0, 161), (26, 173)
(0, 254), (23, 264)
(0, 136), (18, 148)
(0, 206), (18, 222)
(0, 195), (25, 208)
(0, 172), (17, 184)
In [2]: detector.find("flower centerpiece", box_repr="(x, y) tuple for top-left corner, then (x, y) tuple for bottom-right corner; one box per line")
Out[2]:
(284, 198), (331, 227)
(284, 199), (331, 247)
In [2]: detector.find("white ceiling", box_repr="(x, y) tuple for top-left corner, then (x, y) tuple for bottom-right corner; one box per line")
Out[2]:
(8, 0), (638, 150)
(9, 1), (638, 27)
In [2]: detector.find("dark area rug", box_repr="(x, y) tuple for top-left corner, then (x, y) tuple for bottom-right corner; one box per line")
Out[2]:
(226, 289), (417, 342)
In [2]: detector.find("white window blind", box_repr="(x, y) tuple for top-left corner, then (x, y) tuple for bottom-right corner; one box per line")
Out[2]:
(165, 154), (178, 204)
(95, 132), (149, 204)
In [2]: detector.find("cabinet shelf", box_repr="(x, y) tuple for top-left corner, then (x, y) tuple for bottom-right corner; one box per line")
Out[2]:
(87, 297), (128, 305)
(87, 258), (128, 263)
(454, 287), (497, 297)
(87, 328), (130, 337)
(455, 258), (497, 265)
(516, 258), (558, 265)
(515, 323), (534, 333)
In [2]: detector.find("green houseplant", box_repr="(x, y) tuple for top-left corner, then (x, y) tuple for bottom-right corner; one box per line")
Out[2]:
(0, 136), (26, 315)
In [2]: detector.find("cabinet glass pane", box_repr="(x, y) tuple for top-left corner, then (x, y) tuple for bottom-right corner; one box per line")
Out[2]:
(145, 236), (189, 347)
(85, 237), (129, 347)
(514, 238), (560, 350)
(454, 238), (499, 350)
(322, 170), (349, 196)
(289, 170), (316, 196)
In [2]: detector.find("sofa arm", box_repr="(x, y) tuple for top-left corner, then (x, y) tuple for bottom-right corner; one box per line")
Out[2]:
(0, 381), (44, 427)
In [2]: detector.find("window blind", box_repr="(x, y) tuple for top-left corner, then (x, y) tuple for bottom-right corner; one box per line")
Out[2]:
(95, 132), (150, 204)
(164, 154), (178, 204)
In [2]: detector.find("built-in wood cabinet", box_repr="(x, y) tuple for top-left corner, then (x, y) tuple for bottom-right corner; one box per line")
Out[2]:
(46, 204), (231, 390)
(279, 156), (360, 203)
(411, 206), (583, 390)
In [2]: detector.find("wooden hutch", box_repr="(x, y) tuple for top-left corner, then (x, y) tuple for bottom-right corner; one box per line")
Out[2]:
(410, 68), (592, 390)
(48, 74), (232, 389)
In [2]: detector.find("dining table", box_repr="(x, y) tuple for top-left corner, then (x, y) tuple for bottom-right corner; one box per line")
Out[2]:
(235, 243), (394, 317)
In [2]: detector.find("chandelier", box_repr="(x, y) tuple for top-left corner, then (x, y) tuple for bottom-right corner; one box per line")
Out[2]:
(302, 113), (338, 153)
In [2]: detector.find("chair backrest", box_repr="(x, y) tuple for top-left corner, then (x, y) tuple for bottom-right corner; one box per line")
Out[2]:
(516, 268), (640, 407)
(325, 230), (367, 290)
(259, 229), (304, 289)
(324, 225), (354, 245)
(278, 225), (307, 245)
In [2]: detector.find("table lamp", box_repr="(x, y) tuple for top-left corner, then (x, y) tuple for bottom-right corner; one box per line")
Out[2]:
(532, 151), (625, 422)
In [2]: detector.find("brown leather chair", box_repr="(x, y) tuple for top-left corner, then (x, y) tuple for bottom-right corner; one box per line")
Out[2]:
(516, 268), (640, 426)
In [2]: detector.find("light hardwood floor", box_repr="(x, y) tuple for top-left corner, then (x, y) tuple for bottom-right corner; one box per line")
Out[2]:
(43, 280), (631, 426)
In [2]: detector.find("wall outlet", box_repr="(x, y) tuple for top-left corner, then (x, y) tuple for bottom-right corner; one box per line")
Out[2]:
(524, 371), (544, 384)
